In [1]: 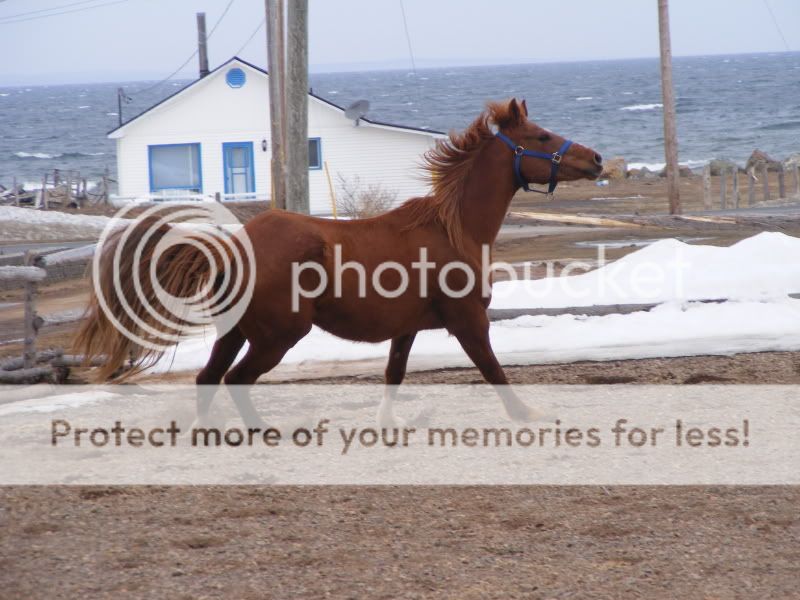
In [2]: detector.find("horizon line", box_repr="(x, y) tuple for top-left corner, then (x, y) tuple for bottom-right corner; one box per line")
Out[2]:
(1, 49), (797, 88)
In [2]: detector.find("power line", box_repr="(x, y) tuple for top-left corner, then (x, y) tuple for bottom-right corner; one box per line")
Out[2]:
(399, 0), (418, 76)
(0, 0), (103, 22)
(762, 0), (792, 51)
(0, 0), (132, 24)
(131, 0), (236, 96)
(235, 16), (265, 57)
(399, 0), (426, 121)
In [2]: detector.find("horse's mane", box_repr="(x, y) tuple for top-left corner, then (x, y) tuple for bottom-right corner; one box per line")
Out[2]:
(402, 99), (525, 251)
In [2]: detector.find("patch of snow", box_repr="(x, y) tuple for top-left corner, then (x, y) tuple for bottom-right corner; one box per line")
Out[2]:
(153, 299), (800, 374)
(150, 232), (800, 374)
(0, 391), (120, 416)
(0, 205), (115, 229)
(490, 232), (800, 309)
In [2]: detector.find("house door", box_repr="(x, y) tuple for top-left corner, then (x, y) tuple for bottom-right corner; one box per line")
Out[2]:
(223, 142), (254, 196)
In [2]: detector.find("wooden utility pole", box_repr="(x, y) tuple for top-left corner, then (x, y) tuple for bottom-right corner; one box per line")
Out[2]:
(265, 0), (287, 210)
(197, 12), (210, 78)
(285, 0), (310, 214)
(657, 0), (681, 215)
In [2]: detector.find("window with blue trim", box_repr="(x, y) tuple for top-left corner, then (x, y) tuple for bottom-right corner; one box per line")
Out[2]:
(149, 144), (202, 193)
(226, 68), (246, 88)
(308, 138), (322, 170)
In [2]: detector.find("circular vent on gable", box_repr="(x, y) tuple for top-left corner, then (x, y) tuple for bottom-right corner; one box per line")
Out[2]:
(226, 67), (246, 88)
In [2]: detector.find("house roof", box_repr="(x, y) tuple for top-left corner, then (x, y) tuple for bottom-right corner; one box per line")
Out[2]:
(108, 56), (445, 139)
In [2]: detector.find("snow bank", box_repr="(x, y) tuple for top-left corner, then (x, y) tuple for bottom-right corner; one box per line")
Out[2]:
(491, 232), (800, 309)
(0, 205), (115, 229)
(154, 299), (800, 374)
(142, 232), (800, 374)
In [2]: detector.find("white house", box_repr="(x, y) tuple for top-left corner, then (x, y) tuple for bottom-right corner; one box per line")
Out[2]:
(108, 57), (444, 214)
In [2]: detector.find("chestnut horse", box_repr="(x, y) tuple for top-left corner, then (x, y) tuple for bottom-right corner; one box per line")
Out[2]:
(75, 98), (602, 425)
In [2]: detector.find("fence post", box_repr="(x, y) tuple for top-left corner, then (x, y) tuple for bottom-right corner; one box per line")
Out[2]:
(719, 167), (727, 210)
(23, 252), (39, 369)
(214, 192), (222, 203)
(747, 169), (756, 206)
(732, 166), (740, 209)
(66, 172), (73, 205)
(12, 176), (18, 206)
(324, 161), (338, 219)
(795, 164), (800, 198)
(41, 174), (47, 209)
(777, 166), (786, 199)
(102, 167), (109, 204)
(761, 164), (770, 201)
(702, 164), (712, 209)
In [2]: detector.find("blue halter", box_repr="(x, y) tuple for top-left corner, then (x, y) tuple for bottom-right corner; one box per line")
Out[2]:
(495, 131), (573, 195)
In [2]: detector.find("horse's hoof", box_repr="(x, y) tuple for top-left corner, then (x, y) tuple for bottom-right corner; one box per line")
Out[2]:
(406, 406), (435, 428)
(506, 403), (549, 423)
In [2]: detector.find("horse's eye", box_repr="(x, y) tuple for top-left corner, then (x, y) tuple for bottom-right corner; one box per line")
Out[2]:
(538, 134), (551, 142)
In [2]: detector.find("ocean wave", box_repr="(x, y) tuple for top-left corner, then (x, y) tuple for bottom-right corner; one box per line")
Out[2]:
(575, 97), (593, 101)
(758, 121), (800, 131)
(628, 159), (710, 171)
(0, 93), (9, 97)
(13, 151), (105, 159)
(13, 151), (61, 159)
(621, 103), (663, 112)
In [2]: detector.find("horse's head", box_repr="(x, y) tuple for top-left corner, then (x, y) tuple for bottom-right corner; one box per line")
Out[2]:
(490, 98), (603, 192)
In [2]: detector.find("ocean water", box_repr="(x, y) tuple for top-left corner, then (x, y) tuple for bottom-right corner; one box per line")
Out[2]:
(1, 52), (799, 190)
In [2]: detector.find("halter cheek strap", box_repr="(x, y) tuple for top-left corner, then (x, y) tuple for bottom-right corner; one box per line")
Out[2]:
(495, 132), (573, 195)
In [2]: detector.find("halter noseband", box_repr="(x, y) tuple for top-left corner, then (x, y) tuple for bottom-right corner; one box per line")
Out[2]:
(495, 131), (573, 195)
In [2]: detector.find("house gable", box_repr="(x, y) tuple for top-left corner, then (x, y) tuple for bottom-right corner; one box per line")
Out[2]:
(109, 57), (443, 141)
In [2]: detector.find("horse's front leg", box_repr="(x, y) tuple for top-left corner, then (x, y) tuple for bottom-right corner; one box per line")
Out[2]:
(378, 333), (416, 428)
(442, 301), (544, 422)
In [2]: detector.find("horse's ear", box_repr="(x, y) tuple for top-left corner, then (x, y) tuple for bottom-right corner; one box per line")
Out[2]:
(508, 98), (521, 121)
(521, 99), (529, 117)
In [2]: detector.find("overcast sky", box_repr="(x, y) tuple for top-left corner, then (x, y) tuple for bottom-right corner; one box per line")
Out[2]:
(1, 0), (798, 85)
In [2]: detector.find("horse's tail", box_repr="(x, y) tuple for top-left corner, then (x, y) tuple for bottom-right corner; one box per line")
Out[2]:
(74, 217), (232, 381)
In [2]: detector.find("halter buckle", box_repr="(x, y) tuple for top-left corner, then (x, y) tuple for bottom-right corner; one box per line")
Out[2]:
(552, 153), (562, 165)
(514, 146), (525, 156)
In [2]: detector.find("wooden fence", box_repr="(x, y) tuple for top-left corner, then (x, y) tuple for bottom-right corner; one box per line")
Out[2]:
(704, 162), (800, 210)
(0, 249), (104, 384)
(1, 168), (112, 208)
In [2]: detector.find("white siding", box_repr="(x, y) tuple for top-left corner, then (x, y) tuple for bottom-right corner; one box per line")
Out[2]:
(113, 59), (439, 215)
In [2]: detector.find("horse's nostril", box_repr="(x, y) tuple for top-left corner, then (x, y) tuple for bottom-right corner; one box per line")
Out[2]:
(594, 153), (603, 166)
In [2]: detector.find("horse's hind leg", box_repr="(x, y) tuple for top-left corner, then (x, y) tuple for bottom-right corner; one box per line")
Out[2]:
(378, 333), (416, 427)
(195, 327), (245, 423)
(223, 324), (312, 428)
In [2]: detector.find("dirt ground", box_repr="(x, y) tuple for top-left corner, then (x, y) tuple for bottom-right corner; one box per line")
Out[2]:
(2, 176), (800, 598)
(1, 485), (798, 599)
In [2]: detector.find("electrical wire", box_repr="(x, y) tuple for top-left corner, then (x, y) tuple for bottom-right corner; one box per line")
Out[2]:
(762, 0), (792, 51)
(0, 0), (102, 21)
(131, 0), (237, 96)
(234, 16), (265, 57)
(0, 0), (131, 24)
(399, 0), (427, 123)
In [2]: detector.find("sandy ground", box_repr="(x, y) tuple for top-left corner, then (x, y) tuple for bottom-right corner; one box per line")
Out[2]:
(2, 177), (800, 598)
(1, 486), (798, 599)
